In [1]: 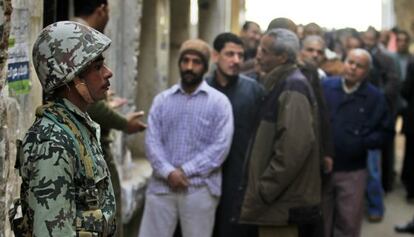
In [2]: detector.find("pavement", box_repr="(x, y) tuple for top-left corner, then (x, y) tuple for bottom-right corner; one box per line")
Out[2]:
(362, 120), (414, 237)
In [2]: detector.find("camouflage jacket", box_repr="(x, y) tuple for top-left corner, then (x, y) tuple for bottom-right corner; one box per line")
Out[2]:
(19, 98), (116, 236)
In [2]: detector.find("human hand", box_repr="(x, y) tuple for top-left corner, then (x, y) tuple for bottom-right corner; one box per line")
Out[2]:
(125, 111), (147, 134)
(108, 97), (128, 109)
(167, 169), (189, 191)
(323, 156), (333, 174)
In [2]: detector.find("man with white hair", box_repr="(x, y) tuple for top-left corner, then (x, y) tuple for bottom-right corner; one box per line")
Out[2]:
(322, 48), (392, 237)
(300, 35), (327, 79)
(238, 28), (321, 237)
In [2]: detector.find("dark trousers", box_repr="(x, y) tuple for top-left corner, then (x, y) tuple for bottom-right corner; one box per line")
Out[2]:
(381, 138), (396, 192)
(402, 135), (414, 197)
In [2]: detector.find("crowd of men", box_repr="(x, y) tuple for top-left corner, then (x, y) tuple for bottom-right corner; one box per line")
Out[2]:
(8, 0), (414, 236)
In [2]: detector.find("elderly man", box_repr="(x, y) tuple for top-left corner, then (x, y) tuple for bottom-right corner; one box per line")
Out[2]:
(240, 21), (262, 61)
(12, 21), (116, 236)
(238, 28), (321, 237)
(322, 48), (392, 237)
(139, 39), (234, 237)
(300, 35), (327, 79)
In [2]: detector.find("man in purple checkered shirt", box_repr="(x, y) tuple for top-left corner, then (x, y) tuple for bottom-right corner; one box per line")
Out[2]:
(138, 39), (234, 237)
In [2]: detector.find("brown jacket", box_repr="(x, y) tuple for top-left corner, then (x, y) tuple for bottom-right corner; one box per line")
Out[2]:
(239, 64), (321, 226)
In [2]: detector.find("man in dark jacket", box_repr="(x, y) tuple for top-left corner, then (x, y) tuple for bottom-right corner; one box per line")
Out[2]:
(207, 32), (264, 237)
(362, 27), (400, 192)
(322, 48), (392, 237)
(400, 56), (414, 200)
(394, 52), (414, 234)
(239, 28), (321, 237)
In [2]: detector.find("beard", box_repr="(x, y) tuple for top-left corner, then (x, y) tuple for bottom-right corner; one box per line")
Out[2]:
(180, 70), (204, 87)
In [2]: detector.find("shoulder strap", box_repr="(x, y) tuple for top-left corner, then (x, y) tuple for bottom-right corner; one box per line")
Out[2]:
(40, 103), (95, 181)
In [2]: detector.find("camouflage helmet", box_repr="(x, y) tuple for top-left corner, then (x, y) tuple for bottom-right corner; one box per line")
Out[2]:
(32, 21), (111, 93)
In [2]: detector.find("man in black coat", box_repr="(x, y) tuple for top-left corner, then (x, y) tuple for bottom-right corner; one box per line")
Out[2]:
(207, 32), (264, 237)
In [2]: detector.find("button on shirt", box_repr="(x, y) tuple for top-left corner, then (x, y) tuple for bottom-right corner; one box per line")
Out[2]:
(145, 80), (234, 196)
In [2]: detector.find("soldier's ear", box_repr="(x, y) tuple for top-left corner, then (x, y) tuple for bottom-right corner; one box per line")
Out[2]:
(74, 77), (95, 104)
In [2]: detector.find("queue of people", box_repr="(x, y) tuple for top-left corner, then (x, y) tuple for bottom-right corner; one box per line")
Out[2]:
(9, 0), (414, 236)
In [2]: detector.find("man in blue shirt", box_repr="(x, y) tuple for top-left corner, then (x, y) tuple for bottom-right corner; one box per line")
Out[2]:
(322, 48), (392, 237)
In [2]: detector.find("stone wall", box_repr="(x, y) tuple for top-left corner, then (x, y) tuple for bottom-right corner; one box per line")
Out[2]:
(0, 0), (14, 236)
(394, 0), (414, 36)
(0, 0), (43, 236)
(106, 0), (144, 164)
(0, 0), (12, 90)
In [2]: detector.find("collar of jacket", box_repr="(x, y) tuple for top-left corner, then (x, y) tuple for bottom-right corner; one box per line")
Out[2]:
(207, 70), (240, 89)
(332, 77), (369, 97)
(263, 63), (297, 92)
(36, 98), (101, 141)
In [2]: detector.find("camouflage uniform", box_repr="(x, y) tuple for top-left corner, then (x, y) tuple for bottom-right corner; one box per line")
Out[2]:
(13, 21), (116, 236)
(72, 17), (129, 237)
(20, 98), (116, 236)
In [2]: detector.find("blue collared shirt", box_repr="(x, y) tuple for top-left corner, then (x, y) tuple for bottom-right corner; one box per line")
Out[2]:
(145, 80), (234, 196)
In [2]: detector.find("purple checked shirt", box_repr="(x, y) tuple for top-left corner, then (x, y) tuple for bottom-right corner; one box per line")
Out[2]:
(145, 80), (234, 197)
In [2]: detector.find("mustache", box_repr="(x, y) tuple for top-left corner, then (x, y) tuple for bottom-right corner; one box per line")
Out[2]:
(182, 70), (197, 77)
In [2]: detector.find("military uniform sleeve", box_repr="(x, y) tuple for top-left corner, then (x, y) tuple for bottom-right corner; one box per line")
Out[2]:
(87, 100), (128, 131)
(258, 90), (316, 203)
(24, 141), (77, 237)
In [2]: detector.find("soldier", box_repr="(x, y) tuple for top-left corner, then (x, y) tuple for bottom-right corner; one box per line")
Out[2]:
(72, 1), (148, 236)
(14, 21), (116, 236)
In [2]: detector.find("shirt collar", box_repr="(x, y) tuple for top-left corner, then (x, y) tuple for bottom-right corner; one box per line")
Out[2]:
(71, 17), (89, 27)
(61, 98), (101, 140)
(211, 70), (239, 89)
(173, 80), (209, 96)
(341, 78), (361, 94)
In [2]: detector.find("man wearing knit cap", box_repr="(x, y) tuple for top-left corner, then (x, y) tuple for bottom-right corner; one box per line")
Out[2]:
(139, 39), (234, 237)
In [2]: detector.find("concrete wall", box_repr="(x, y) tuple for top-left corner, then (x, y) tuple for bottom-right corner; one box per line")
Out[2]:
(134, 0), (170, 158)
(0, 0), (43, 236)
(0, 1), (13, 229)
(169, 0), (190, 87)
(0, 0), (12, 89)
(198, 0), (231, 45)
(105, 0), (144, 165)
(394, 0), (414, 37)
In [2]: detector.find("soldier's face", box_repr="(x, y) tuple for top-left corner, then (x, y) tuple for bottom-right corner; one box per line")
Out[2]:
(80, 56), (113, 101)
